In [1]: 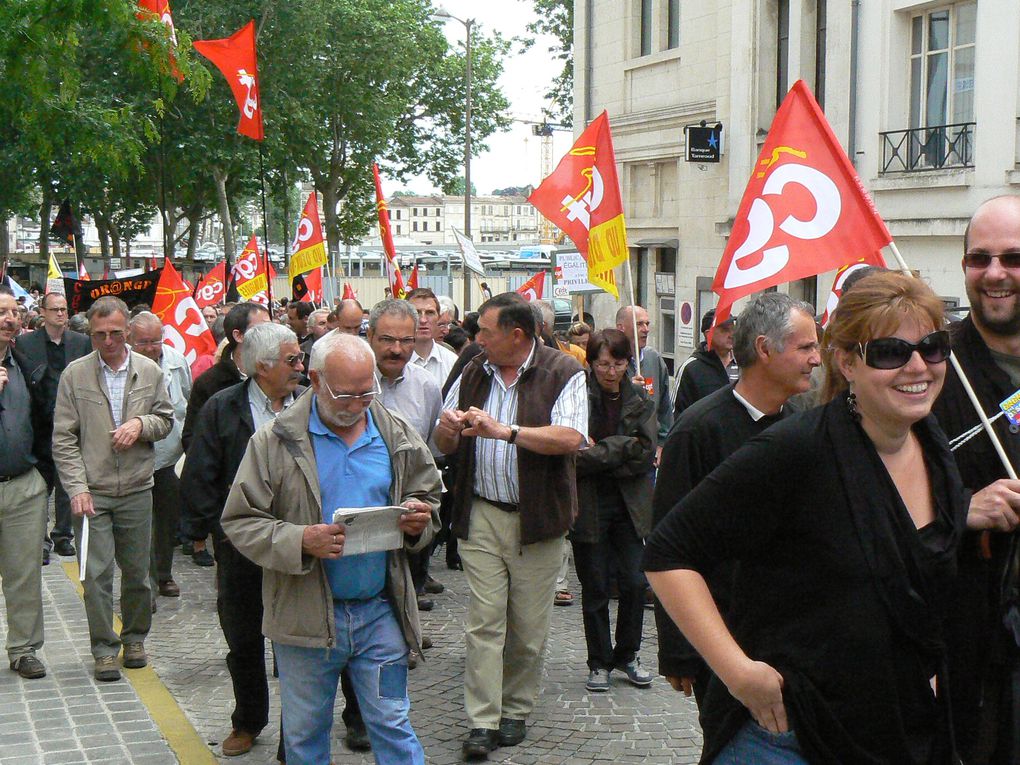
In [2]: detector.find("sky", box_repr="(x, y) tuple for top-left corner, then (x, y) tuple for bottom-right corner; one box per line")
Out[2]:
(400, 1), (575, 196)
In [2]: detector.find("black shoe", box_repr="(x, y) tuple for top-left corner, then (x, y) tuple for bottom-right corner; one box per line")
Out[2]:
(193, 549), (214, 567)
(41, 548), (50, 566)
(423, 576), (445, 594)
(54, 538), (76, 557)
(462, 728), (498, 759)
(416, 597), (434, 611)
(181, 540), (194, 556)
(498, 718), (526, 747)
(344, 720), (371, 752)
(9, 654), (46, 679)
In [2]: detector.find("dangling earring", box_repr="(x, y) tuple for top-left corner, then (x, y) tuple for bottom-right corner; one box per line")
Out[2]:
(847, 383), (860, 421)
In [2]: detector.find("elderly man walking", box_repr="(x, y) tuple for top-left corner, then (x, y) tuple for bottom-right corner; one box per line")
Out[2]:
(435, 292), (587, 759)
(222, 332), (440, 765)
(52, 296), (173, 681)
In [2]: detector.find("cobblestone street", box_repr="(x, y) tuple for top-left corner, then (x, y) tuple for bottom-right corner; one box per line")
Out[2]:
(1, 546), (702, 764)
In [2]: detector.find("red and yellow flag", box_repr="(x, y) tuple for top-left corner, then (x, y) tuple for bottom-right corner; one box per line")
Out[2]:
(372, 163), (406, 299)
(193, 21), (264, 141)
(232, 235), (270, 302)
(528, 111), (626, 297)
(289, 192), (327, 280)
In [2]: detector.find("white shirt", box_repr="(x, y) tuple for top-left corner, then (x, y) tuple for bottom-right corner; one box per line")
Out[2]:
(99, 354), (130, 429)
(732, 387), (780, 422)
(411, 341), (458, 389)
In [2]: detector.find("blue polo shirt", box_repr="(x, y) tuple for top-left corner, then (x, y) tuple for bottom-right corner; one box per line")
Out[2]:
(309, 397), (391, 600)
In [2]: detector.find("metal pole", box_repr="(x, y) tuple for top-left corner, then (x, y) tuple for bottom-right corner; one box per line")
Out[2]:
(257, 145), (274, 307)
(462, 18), (473, 313)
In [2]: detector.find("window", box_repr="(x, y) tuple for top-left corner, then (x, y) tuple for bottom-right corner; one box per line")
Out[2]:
(423, 221), (429, 232)
(667, 0), (680, 49)
(436, 221), (442, 232)
(909, 3), (975, 129)
(413, 222), (419, 232)
(394, 209), (401, 220)
(413, 207), (418, 216)
(777, 0), (790, 108)
(815, 0), (826, 109)
(396, 225), (402, 235)
(435, 208), (441, 216)
(640, 0), (653, 56)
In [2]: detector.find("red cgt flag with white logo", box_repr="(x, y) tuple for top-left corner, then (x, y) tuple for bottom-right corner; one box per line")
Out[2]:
(710, 80), (890, 329)
(193, 262), (226, 308)
(152, 261), (217, 365)
(193, 20), (264, 141)
(516, 271), (545, 302)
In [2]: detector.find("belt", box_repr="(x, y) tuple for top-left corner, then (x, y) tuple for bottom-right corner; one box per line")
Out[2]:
(476, 494), (518, 513)
(0, 471), (29, 483)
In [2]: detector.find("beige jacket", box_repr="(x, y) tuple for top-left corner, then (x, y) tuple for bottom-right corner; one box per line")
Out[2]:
(53, 350), (174, 498)
(221, 391), (441, 651)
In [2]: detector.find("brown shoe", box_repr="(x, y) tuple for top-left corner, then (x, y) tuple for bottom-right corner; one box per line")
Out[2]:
(94, 655), (121, 682)
(158, 579), (180, 597)
(222, 729), (256, 756)
(122, 642), (147, 669)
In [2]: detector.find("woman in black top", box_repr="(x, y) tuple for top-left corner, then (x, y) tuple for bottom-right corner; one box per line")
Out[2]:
(572, 329), (656, 692)
(643, 272), (967, 764)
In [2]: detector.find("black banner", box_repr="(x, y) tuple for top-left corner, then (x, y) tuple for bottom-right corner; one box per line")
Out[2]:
(64, 269), (162, 315)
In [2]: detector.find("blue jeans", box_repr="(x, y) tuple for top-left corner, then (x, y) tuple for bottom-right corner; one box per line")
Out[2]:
(274, 596), (424, 765)
(714, 721), (808, 764)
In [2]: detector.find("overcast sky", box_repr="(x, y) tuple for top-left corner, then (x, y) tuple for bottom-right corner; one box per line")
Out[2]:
(399, 1), (575, 195)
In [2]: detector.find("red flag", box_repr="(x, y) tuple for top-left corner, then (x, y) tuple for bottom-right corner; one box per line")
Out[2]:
(528, 111), (624, 297)
(289, 192), (327, 279)
(516, 272), (545, 302)
(101, 262), (109, 280)
(232, 235), (270, 302)
(342, 282), (357, 300)
(193, 21), (264, 141)
(136, 0), (184, 81)
(407, 263), (419, 291)
(292, 268), (322, 303)
(149, 255), (159, 271)
(372, 163), (406, 299)
(193, 262), (227, 308)
(78, 262), (91, 281)
(819, 260), (885, 327)
(152, 260), (217, 365)
(709, 80), (891, 329)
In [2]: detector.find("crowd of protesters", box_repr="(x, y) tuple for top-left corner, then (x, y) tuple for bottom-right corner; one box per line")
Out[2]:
(2, 196), (1020, 765)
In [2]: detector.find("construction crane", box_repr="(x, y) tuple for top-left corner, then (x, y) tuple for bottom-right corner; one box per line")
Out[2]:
(515, 117), (570, 243)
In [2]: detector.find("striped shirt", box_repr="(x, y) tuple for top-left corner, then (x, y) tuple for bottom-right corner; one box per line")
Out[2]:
(442, 341), (588, 505)
(99, 354), (131, 429)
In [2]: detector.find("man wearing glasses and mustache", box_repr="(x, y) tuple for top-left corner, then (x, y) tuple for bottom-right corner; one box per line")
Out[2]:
(934, 196), (1020, 765)
(180, 321), (305, 760)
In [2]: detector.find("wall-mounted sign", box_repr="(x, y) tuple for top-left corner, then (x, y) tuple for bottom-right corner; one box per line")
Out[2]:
(685, 122), (723, 163)
(677, 299), (695, 347)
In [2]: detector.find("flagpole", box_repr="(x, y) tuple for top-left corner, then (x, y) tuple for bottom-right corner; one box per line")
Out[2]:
(887, 241), (1017, 480)
(257, 145), (274, 308)
(623, 257), (640, 358)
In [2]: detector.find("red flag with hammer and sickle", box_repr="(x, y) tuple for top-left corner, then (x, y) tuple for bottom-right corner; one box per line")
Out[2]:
(152, 260), (217, 365)
(193, 21), (264, 141)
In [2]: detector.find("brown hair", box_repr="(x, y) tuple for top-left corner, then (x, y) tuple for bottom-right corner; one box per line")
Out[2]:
(586, 328), (631, 363)
(820, 271), (946, 402)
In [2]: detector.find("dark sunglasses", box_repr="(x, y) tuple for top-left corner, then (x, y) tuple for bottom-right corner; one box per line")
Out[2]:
(963, 252), (1020, 269)
(857, 330), (951, 370)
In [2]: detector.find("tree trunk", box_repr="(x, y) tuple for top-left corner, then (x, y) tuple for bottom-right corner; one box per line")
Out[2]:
(212, 168), (235, 269)
(186, 209), (201, 260)
(0, 217), (9, 261)
(38, 198), (52, 260)
(318, 181), (340, 262)
(111, 222), (121, 260)
(95, 217), (110, 258)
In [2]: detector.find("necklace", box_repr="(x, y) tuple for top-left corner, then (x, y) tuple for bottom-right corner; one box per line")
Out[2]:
(605, 390), (621, 400)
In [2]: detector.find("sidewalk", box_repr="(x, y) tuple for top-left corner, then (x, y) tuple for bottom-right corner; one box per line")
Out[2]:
(0, 548), (702, 764)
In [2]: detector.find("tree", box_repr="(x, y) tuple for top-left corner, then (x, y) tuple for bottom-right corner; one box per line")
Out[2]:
(521, 0), (573, 126)
(492, 185), (532, 196)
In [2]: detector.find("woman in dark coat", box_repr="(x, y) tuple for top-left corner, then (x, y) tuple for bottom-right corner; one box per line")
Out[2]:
(644, 272), (967, 764)
(572, 328), (657, 692)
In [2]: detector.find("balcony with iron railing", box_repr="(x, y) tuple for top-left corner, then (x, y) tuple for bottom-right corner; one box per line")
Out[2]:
(880, 122), (976, 174)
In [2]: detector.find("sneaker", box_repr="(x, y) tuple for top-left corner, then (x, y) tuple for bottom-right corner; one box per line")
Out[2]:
(192, 548), (214, 567)
(94, 655), (121, 681)
(9, 654), (46, 679)
(423, 576), (445, 594)
(585, 668), (611, 692)
(222, 729), (256, 756)
(614, 657), (653, 687)
(122, 642), (147, 669)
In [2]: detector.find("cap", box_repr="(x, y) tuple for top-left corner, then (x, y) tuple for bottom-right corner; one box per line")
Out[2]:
(700, 309), (735, 336)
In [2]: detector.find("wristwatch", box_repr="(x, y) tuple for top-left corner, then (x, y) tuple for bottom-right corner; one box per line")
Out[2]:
(507, 424), (520, 444)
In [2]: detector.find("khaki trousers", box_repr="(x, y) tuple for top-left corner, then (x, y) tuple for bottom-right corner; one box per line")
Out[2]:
(460, 498), (564, 728)
(0, 468), (47, 661)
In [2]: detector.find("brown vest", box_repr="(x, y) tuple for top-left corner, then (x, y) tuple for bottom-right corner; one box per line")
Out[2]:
(451, 342), (582, 545)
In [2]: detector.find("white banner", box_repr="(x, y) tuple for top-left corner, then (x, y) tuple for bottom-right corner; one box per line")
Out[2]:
(452, 228), (486, 277)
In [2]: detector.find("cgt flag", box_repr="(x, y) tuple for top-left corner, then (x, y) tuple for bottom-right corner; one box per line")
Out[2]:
(529, 111), (625, 297)
(152, 260), (217, 365)
(819, 260), (885, 327)
(193, 20), (264, 141)
(193, 262), (227, 308)
(136, 0), (184, 82)
(372, 163), (406, 299)
(232, 235), (270, 302)
(516, 271), (545, 302)
(709, 80), (891, 330)
(289, 192), (328, 280)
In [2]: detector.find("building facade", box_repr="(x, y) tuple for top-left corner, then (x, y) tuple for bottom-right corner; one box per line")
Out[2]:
(387, 194), (541, 245)
(576, 0), (1014, 374)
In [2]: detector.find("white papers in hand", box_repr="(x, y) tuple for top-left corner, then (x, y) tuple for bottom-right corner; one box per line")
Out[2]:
(331, 506), (407, 556)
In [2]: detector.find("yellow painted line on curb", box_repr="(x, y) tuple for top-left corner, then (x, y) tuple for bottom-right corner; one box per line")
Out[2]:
(61, 561), (218, 765)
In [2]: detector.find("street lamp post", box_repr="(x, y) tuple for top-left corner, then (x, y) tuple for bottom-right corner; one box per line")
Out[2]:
(434, 8), (474, 312)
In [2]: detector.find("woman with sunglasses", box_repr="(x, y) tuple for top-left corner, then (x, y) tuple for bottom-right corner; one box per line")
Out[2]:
(644, 271), (966, 764)
(572, 329), (657, 692)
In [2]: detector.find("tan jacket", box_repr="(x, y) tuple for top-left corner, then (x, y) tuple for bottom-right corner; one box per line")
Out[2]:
(53, 350), (174, 498)
(221, 391), (441, 651)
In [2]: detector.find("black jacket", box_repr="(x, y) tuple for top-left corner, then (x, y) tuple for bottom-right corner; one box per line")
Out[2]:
(931, 316), (1020, 762)
(573, 375), (656, 544)
(672, 345), (731, 419)
(181, 379), (307, 543)
(182, 356), (242, 451)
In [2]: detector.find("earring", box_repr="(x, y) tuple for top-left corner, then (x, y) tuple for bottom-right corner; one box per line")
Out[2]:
(846, 385), (860, 421)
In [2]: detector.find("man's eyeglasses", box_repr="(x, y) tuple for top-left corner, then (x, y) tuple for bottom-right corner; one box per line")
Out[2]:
(284, 352), (306, 368)
(376, 335), (415, 347)
(321, 379), (381, 403)
(92, 330), (126, 342)
(963, 252), (1020, 270)
(857, 330), (951, 370)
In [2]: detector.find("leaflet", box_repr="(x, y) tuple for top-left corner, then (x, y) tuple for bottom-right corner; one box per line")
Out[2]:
(331, 506), (407, 556)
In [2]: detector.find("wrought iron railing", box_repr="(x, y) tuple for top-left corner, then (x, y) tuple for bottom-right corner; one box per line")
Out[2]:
(880, 122), (976, 173)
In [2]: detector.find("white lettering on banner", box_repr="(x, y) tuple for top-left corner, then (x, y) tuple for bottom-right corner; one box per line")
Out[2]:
(197, 280), (223, 303)
(561, 167), (605, 230)
(521, 288), (538, 302)
(163, 325), (193, 364)
(296, 218), (313, 243)
(234, 251), (258, 280)
(161, 12), (178, 45)
(723, 163), (842, 290)
(162, 298), (210, 365)
(237, 69), (258, 119)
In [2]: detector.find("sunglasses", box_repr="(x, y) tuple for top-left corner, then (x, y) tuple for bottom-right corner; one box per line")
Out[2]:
(963, 252), (1020, 269)
(857, 330), (951, 370)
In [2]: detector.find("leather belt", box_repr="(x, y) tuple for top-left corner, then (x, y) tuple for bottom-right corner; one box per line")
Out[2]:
(0, 471), (28, 483)
(476, 495), (518, 513)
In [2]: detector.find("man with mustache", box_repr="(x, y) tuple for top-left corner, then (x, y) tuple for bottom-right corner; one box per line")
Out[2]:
(181, 322), (305, 759)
